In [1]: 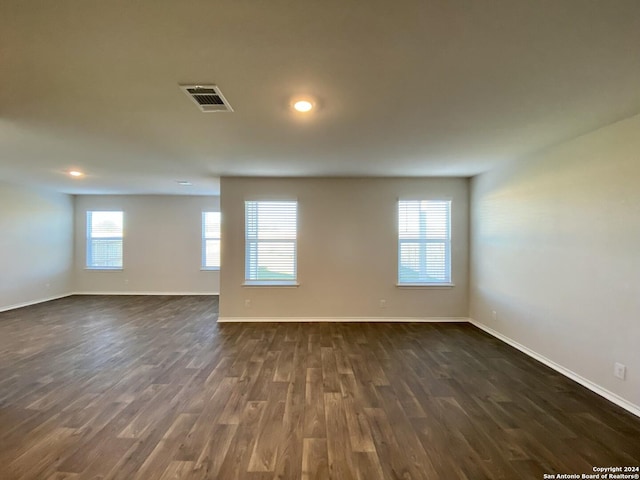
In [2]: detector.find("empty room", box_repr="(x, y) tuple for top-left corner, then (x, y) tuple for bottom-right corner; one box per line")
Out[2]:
(1, 1), (639, 479)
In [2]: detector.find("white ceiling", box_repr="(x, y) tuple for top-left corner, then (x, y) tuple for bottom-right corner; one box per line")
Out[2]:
(1, 0), (639, 195)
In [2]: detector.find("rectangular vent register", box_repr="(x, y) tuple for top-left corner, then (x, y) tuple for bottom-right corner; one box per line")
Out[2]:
(180, 85), (233, 112)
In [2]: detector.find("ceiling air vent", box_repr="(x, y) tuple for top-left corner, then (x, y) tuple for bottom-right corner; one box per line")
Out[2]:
(180, 85), (233, 112)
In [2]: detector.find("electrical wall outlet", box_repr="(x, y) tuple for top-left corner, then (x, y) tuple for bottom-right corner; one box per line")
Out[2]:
(244, 299), (251, 308)
(614, 362), (626, 380)
(379, 299), (387, 308)
(492, 310), (497, 321)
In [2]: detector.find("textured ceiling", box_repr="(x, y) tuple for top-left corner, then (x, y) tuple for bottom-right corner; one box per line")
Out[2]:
(1, 0), (639, 195)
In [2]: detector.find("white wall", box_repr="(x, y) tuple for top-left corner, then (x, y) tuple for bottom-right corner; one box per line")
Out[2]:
(220, 177), (469, 319)
(470, 114), (640, 411)
(0, 182), (74, 311)
(74, 195), (220, 294)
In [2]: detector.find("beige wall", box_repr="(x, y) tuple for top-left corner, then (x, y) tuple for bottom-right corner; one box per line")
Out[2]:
(470, 114), (640, 410)
(0, 182), (73, 311)
(220, 177), (469, 319)
(74, 195), (220, 294)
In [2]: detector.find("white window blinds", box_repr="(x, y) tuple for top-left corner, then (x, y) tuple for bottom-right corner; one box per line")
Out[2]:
(202, 212), (221, 269)
(398, 200), (451, 284)
(245, 201), (297, 283)
(86, 211), (123, 269)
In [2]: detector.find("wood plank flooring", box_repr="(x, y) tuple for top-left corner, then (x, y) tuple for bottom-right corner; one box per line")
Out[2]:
(0, 295), (638, 479)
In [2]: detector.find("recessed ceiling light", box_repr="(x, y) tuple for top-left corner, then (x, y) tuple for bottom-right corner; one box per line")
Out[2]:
(68, 170), (84, 177)
(293, 99), (314, 112)
(176, 180), (193, 186)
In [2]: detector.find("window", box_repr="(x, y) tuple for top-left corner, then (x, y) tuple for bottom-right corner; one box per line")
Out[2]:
(245, 200), (297, 285)
(202, 212), (221, 270)
(86, 211), (123, 269)
(398, 200), (451, 285)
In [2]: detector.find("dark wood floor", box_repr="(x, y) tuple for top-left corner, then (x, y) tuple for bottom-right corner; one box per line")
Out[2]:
(0, 296), (638, 480)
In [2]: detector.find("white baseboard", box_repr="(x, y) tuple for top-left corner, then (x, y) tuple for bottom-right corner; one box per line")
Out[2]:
(0, 293), (73, 313)
(218, 316), (470, 323)
(1, 292), (219, 313)
(468, 318), (640, 418)
(72, 291), (220, 296)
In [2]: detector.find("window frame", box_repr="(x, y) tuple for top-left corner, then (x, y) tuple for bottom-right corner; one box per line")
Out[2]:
(201, 211), (221, 271)
(86, 210), (124, 270)
(244, 200), (299, 287)
(397, 199), (453, 287)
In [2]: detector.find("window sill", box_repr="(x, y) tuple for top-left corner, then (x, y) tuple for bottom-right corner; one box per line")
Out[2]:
(396, 283), (455, 288)
(201, 267), (220, 272)
(85, 267), (123, 271)
(243, 280), (300, 288)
